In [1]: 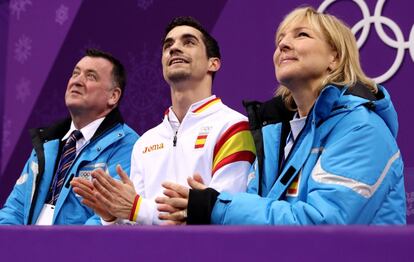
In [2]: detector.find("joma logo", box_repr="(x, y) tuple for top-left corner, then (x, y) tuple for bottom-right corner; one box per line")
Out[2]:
(142, 143), (164, 153)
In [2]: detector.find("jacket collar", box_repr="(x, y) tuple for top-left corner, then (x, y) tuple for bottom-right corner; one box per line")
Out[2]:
(29, 107), (124, 146)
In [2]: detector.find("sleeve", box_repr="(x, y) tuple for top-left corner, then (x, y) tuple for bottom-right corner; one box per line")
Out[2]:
(85, 128), (139, 225)
(0, 153), (34, 225)
(114, 140), (161, 225)
(211, 118), (404, 225)
(208, 121), (256, 193)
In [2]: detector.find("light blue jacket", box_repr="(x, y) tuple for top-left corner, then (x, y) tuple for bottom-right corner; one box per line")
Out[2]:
(0, 109), (139, 225)
(212, 84), (406, 225)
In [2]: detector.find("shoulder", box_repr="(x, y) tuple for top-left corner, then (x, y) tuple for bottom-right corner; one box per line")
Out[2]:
(212, 104), (248, 129)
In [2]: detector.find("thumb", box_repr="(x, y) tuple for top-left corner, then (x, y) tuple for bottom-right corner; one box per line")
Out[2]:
(116, 164), (133, 186)
(188, 175), (207, 190)
(192, 173), (205, 185)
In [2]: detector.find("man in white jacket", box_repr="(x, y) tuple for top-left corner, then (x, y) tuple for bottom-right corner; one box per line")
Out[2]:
(71, 16), (255, 225)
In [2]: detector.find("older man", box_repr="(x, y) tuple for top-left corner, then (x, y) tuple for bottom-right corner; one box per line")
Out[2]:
(0, 49), (138, 225)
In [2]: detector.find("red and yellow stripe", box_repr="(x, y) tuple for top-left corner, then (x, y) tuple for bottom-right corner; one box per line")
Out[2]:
(287, 173), (301, 196)
(195, 135), (208, 149)
(192, 97), (221, 114)
(129, 194), (143, 222)
(212, 121), (256, 175)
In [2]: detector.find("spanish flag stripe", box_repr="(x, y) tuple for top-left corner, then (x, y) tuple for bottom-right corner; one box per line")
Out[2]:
(212, 151), (256, 175)
(195, 138), (206, 145)
(133, 196), (143, 221)
(213, 130), (255, 168)
(287, 188), (297, 195)
(213, 121), (250, 157)
(192, 98), (221, 113)
(195, 144), (204, 149)
(196, 135), (208, 139)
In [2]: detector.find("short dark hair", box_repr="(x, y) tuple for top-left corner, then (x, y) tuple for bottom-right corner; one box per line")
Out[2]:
(85, 48), (126, 103)
(164, 16), (221, 79)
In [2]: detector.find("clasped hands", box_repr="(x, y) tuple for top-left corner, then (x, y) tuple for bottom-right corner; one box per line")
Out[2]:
(155, 174), (207, 225)
(71, 165), (206, 225)
(70, 165), (137, 222)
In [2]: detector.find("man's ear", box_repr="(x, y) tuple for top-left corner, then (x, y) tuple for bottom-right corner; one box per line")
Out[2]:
(208, 57), (221, 73)
(108, 87), (122, 106)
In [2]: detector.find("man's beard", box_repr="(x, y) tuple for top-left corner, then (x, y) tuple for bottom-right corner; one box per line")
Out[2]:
(167, 71), (191, 83)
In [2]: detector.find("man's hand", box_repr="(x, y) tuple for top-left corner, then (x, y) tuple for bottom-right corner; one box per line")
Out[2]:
(156, 174), (207, 225)
(90, 164), (137, 220)
(71, 175), (116, 222)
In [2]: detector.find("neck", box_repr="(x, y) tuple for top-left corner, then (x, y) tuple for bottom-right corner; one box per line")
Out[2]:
(169, 79), (212, 122)
(70, 108), (111, 129)
(285, 79), (321, 117)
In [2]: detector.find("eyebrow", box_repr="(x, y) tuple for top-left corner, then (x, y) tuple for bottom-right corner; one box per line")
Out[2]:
(163, 33), (200, 46)
(73, 66), (99, 76)
(276, 26), (312, 42)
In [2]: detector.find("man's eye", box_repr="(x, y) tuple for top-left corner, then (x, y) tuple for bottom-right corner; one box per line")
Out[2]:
(72, 71), (79, 77)
(87, 73), (97, 80)
(185, 40), (195, 45)
(163, 42), (172, 50)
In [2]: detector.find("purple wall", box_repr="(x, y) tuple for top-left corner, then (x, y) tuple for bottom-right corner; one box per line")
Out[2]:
(1, 226), (414, 262)
(1, 0), (413, 223)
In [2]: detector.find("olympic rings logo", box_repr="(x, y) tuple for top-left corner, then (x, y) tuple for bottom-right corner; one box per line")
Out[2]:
(318, 0), (414, 83)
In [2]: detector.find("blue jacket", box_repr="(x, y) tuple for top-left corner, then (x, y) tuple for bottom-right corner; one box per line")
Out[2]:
(0, 108), (139, 225)
(210, 84), (406, 225)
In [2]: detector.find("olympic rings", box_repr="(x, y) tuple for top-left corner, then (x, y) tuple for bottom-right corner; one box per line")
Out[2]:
(318, 0), (414, 83)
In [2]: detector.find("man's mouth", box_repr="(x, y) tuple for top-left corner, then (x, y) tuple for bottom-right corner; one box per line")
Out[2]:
(169, 57), (189, 66)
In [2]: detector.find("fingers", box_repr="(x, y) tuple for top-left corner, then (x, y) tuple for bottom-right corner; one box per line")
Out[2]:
(161, 182), (189, 198)
(155, 196), (188, 209)
(116, 164), (133, 186)
(71, 179), (95, 200)
(160, 220), (186, 226)
(92, 169), (118, 197)
(163, 189), (182, 198)
(156, 203), (179, 213)
(92, 168), (118, 189)
(71, 177), (94, 190)
(158, 209), (187, 222)
(92, 178), (114, 202)
(187, 176), (207, 190)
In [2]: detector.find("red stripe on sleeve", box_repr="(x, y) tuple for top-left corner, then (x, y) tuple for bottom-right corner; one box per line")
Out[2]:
(213, 121), (250, 157)
(212, 151), (256, 176)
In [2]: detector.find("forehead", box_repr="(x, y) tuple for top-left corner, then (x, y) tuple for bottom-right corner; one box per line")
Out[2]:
(165, 25), (204, 41)
(278, 19), (311, 35)
(75, 56), (113, 73)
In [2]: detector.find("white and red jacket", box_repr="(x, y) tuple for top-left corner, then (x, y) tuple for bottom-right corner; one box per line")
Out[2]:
(128, 96), (255, 225)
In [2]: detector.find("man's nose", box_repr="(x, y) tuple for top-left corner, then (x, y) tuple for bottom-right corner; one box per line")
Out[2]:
(169, 42), (183, 55)
(70, 73), (84, 85)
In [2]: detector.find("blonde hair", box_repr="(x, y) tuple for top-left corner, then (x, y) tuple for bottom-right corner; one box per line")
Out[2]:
(275, 6), (377, 110)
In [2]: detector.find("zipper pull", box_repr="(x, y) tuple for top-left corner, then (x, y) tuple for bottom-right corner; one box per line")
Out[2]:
(173, 131), (178, 147)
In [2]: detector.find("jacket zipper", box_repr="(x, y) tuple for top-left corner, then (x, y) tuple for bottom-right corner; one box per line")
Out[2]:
(173, 131), (178, 147)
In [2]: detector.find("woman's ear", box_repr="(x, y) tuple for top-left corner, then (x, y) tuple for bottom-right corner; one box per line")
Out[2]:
(328, 51), (338, 72)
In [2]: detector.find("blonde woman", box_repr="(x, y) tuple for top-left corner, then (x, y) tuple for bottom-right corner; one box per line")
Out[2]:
(157, 7), (406, 225)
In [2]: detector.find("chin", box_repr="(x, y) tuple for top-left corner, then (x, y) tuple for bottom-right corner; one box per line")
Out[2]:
(167, 72), (190, 83)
